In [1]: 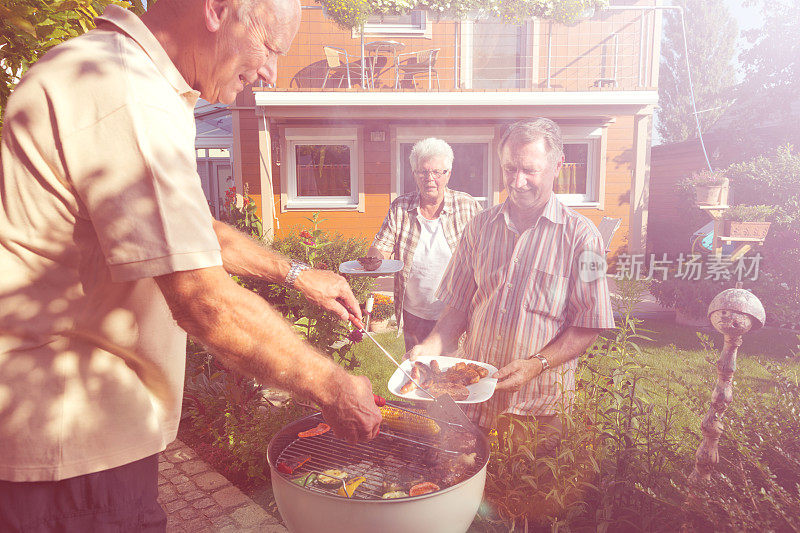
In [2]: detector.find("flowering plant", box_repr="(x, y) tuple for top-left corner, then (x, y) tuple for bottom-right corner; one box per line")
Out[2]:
(369, 293), (394, 322)
(317, 0), (608, 29)
(222, 183), (263, 239)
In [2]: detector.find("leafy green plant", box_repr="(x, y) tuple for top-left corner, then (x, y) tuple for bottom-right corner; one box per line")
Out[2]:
(722, 204), (776, 222)
(651, 277), (733, 319)
(182, 351), (311, 487)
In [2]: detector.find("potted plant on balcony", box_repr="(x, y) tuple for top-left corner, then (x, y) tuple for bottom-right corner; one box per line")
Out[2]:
(722, 204), (775, 240)
(686, 169), (729, 206)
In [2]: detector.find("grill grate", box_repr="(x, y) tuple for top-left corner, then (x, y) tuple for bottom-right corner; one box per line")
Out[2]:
(274, 413), (486, 500)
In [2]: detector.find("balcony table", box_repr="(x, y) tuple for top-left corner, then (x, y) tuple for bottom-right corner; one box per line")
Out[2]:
(363, 40), (406, 89)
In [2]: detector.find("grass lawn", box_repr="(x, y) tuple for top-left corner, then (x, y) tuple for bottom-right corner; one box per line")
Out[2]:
(346, 329), (407, 400)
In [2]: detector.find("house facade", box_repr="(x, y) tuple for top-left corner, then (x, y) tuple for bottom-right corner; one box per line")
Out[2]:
(223, 0), (662, 256)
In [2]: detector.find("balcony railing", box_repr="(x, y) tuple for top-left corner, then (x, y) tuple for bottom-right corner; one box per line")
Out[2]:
(271, 7), (659, 92)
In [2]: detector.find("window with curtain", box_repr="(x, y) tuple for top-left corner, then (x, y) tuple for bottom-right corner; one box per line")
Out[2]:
(555, 143), (589, 195)
(294, 144), (352, 197)
(285, 129), (359, 209)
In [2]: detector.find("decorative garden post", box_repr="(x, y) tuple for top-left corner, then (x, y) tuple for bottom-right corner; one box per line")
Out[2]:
(691, 284), (766, 482)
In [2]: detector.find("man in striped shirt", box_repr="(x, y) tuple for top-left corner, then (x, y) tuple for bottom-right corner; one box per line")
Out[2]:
(407, 119), (615, 438)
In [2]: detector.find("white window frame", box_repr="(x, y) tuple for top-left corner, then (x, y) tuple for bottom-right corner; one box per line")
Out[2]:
(284, 127), (360, 210)
(359, 10), (431, 38)
(395, 126), (494, 207)
(557, 126), (603, 207)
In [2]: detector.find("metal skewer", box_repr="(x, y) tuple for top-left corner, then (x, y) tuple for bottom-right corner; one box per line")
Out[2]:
(348, 315), (434, 399)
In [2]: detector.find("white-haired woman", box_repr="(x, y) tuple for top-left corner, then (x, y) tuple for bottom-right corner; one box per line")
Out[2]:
(369, 137), (481, 350)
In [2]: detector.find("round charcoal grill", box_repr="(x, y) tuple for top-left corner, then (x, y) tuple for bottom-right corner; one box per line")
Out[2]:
(268, 406), (490, 533)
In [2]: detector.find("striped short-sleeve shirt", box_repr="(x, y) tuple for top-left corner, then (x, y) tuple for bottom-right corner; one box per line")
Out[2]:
(437, 194), (615, 427)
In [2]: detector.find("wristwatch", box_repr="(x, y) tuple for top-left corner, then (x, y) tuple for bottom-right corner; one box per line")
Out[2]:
(530, 353), (551, 371)
(284, 260), (310, 288)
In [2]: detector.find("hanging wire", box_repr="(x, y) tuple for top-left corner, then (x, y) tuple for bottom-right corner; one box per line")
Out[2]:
(605, 5), (714, 171)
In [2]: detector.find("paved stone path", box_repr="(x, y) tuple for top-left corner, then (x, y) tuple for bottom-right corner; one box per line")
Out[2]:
(158, 439), (287, 533)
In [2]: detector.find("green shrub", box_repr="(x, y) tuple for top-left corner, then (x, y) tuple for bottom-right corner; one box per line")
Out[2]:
(182, 352), (311, 487)
(475, 284), (800, 532)
(722, 204), (776, 222)
(650, 145), (800, 326)
(651, 277), (734, 319)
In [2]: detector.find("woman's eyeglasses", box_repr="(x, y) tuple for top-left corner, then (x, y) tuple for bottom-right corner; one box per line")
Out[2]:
(414, 169), (449, 178)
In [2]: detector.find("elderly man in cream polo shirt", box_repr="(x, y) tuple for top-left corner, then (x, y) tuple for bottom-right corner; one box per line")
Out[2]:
(0, 0), (381, 529)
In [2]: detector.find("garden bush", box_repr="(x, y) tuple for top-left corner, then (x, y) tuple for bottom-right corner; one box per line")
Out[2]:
(181, 349), (312, 487)
(650, 145), (800, 326)
(475, 279), (800, 532)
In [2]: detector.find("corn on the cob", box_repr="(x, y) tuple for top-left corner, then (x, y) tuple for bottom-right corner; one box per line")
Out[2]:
(379, 405), (440, 436)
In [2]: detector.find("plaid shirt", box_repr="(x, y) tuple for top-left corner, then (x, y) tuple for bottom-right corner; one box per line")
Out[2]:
(437, 194), (615, 427)
(372, 188), (481, 327)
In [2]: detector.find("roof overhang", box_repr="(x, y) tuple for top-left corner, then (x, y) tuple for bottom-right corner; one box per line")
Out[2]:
(253, 90), (658, 120)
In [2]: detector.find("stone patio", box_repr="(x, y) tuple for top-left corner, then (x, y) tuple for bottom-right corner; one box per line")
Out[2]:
(158, 439), (287, 533)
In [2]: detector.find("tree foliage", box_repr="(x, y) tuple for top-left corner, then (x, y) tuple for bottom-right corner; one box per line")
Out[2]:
(656, 0), (738, 144)
(722, 0), (800, 156)
(0, 0), (146, 130)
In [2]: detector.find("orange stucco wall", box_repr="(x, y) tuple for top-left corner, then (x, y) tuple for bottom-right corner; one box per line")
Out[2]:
(236, 115), (637, 258)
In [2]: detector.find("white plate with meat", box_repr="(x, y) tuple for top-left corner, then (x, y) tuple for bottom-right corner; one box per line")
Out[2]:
(387, 355), (498, 404)
(339, 259), (403, 276)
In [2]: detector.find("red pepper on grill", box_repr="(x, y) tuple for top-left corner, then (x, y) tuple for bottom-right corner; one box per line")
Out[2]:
(409, 482), (440, 496)
(298, 423), (331, 438)
(276, 455), (311, 475)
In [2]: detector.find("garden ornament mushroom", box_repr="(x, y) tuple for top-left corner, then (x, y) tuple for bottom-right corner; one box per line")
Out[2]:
(691, 284), (766, 482)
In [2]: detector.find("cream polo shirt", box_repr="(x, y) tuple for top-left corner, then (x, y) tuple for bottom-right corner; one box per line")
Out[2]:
(0, 6), (222, 481)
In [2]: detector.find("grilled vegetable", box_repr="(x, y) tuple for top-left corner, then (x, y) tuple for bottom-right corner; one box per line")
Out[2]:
(338, 476), (366, 498)
(317, 469), (348, 486)
(379, 405), (440, 436)
(298, 422), (330, 438)
(409, 482), (440, 496)
(276, 455), (311, 475)
(291, 472), (317, 486)
(381, 480), (404, 493)
(382, 491), (408, 499)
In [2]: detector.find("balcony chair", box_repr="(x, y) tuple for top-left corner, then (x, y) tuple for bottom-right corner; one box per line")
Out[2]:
(394, 48), (440, 89)
(290, 59), (331, 88)
(322, 46), (355, 88)
(597, 216), (622, 255)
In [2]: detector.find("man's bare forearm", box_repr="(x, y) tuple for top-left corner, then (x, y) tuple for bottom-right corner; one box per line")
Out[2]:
(213, 220), (361, 320)
(158, 267), (336, 402)
(156, 266), (381, 441)
(213, 220), (291, 281)
(493, 326), (600, 391)
(537, 326), (600, 367)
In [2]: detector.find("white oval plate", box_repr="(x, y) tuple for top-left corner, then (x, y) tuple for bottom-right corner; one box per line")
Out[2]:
(339, 259), (403, 276)
(387, 355), (498, 404)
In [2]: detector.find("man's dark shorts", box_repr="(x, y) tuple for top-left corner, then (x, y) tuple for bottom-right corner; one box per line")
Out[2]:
(0, 454), (166, 532)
